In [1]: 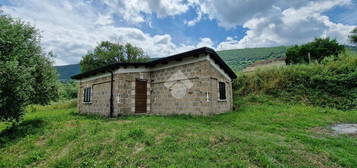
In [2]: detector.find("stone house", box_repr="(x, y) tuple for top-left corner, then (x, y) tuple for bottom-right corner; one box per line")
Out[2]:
(71, 47), (237, 116)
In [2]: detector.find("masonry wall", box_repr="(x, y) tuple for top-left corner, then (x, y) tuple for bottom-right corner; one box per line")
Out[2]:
(78, 75), (113, 116)
(114, 72), (151, 115)
(150, 60), (205, 115)
(150, 56), (233, 115)
(200, 60), (233, 114)
(78, 71), (151, 116)
(77, 55), (233, 116)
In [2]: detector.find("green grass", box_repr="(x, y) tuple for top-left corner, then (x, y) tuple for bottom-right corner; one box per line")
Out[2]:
(234, 52), (357, 110)
(0, 99), (356, 167)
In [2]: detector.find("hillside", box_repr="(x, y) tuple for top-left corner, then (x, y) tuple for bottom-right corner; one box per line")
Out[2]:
(234, 52), (357, 110)
(55, 46), (356, 81)
(55, 64), (80, 81)
(217, 46), (288, 71)
(55, 47), (288, 80)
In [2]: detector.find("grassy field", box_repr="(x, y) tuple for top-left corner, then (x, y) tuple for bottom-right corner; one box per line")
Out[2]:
(0, 99), (356, 168)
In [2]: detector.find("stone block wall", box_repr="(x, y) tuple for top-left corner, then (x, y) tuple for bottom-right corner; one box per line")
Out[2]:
(78, 75), (113, 116)
(77, 55), (233, 116)
(150, 56), (233, 115)
(200, 61), (233, 114)
(114, 72), (150, 115)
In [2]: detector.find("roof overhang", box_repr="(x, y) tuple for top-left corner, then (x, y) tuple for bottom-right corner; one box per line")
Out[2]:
(71, 47), (237, 80)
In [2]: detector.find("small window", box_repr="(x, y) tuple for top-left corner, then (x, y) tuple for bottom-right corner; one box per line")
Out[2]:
(83, 87), (92, 103)
(219, 82), (226, 100)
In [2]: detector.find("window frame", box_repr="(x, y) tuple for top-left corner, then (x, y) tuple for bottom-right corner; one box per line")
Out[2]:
(83, 87), (92, 103)
(218, 81), (227, 101)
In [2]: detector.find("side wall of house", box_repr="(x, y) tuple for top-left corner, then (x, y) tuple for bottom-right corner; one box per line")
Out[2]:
(200, 59), (233, 114)
(77, 71), (151, 116)
(150, 55), (233, 115)
(150, 59), (206, 115)
(78, 75), (113, 116)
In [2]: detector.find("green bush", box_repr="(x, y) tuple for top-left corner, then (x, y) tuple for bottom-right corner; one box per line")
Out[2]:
(234, 52), (357, 110)
(285, 38), (345, 64)
(58, 81), (78, 100)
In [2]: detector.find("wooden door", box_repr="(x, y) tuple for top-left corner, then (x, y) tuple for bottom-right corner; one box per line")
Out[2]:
(135, 79), (147, 113)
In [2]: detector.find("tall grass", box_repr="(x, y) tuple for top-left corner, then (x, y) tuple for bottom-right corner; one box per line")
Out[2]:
(234, 52), (357, 110)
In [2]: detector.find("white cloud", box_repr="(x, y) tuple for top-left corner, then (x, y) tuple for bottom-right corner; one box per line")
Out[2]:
(217, 0), (355, 50)
(102, 0), (189, 24)
(186, 0), (315, 28)
(1, 0), (196, 65)
(196, 37), (214, 48)
(95, 14), (114, 25)
(2, 0), (355, 65)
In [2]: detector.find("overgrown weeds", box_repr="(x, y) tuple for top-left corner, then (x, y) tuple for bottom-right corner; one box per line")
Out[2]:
(234, 52), (357, 110)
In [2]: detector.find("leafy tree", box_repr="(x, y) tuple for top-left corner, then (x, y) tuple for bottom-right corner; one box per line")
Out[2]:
(0, 13), (59, 122)
(30, 51), (59, 105)
(286, 38), (345, 64)
(80, 41), (149, 72)
(349, 27), (357, 45)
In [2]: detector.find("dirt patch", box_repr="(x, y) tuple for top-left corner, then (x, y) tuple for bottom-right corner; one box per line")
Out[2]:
(331, 124), (357, 135)
(311, 124), (357, 136)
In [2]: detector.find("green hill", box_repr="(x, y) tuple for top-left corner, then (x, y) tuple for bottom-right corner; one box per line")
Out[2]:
(55, 64), (80, 81)
(217, 46), (288, 71)
(234, 52), (357, 110)
(55, 46), (356, 81)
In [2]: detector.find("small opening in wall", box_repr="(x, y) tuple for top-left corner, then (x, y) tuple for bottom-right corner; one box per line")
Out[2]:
(83, 87), (92, 103)
(219, 82), (226, 100)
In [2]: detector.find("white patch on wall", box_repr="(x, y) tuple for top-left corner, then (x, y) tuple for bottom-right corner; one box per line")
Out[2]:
(164, 70), (193, 99)
(206, 92), (209, 102)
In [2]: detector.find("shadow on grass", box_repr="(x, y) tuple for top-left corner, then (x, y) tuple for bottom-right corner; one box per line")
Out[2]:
(70, 111), (113, 121)
(69, 109), (242, 124)
(0, 119), (45, 148)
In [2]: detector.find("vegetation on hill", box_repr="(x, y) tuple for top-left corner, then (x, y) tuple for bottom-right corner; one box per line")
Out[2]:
(55, 46), (357, 81)
(0, 99), (356, 167)
(217, 46), (288, 71)
(349, 27), (357, 45)
(234, 52), (357, 110)
(286, 38), (345, 64)
(55, 64), (80, 81)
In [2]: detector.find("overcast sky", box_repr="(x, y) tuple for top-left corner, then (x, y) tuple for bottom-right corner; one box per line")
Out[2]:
(1, 0), (356, 65)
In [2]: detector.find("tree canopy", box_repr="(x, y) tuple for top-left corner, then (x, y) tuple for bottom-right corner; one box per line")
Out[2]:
(285, 38), (345, 65)
(80, 41), (149, 72)
(349, 27), (357, 46)
(0, 13), (59, 122)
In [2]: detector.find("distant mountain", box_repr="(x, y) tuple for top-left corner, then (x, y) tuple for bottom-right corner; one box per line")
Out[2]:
(55, 64), (80, 81)
(55, 46), (357, 81)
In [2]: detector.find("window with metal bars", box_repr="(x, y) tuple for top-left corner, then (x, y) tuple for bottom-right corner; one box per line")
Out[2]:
(219, 82), (226, 100)
(83, 87), (92, 103)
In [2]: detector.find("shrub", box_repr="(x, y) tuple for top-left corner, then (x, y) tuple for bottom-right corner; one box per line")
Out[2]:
(58, 81), (78, 100)
(234, 52), (357, 110)
(285, 38), (345, 64)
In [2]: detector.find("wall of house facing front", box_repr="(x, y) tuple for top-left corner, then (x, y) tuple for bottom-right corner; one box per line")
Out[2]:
(77, 54), (233, 116)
